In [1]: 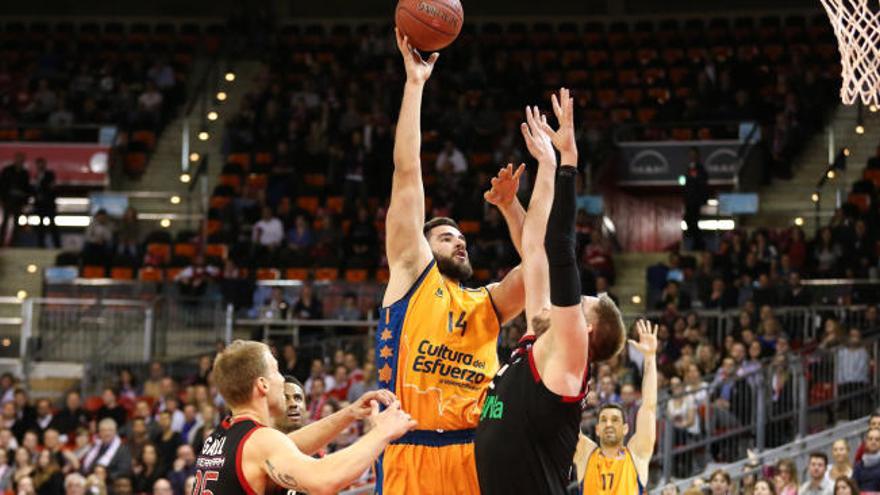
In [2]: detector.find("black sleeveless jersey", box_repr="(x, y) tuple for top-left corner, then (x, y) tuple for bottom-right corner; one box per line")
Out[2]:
(192, 417), (264, 495)
(475, 335), (587, 495)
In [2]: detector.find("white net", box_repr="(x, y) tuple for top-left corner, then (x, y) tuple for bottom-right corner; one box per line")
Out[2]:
(821, 0), (880, 105)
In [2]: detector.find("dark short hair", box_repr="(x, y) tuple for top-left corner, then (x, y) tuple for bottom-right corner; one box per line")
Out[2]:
(809, 452), (828, 465)
(597, 403), (626, 420)
(423, 217), (461, 237)
(283, 375), (304, 390)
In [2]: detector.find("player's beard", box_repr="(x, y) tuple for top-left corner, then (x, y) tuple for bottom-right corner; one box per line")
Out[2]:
(436, 252), (474, 282)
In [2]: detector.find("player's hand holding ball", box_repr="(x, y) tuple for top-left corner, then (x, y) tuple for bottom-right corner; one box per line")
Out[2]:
(395, 28), (440, 86)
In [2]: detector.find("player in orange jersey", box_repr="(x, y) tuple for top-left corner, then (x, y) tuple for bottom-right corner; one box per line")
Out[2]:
(374, 29), (527, 495)
(575, 319), (658, 495)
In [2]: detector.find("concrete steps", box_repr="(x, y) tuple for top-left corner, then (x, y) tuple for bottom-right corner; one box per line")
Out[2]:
(744, 104), (880, 230)
(612, 252), (668, 315)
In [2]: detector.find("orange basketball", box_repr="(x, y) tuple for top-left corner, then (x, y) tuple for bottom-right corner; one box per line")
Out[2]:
(395, 0), (464, 52)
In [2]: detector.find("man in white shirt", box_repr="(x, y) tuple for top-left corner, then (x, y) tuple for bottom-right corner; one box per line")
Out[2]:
(435, 140), (468, 174)
(252, 206), (285, 249)
(800, 452), (834, 495)
(836, 328), (871, 418)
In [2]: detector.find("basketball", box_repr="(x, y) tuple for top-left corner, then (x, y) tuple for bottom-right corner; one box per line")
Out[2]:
(395, 0), (464, 52)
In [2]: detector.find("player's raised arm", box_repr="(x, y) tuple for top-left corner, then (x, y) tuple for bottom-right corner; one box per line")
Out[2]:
(384, 28), (439, 304)
(627, 319), (658, 481)
(518, 106), (557, 325)
(539, 88), (590, 395)
(255, 400), (415, 495)
(484, 163), (527, 324)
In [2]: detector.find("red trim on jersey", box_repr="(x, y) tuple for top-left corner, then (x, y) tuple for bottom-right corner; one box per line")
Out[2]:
(527, 345), (591, 403)
(235, 425), (261, 495)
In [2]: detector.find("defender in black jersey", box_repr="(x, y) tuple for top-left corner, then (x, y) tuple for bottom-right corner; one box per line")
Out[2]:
(475, 91), (626, 495)
(193, 340), (414, 495)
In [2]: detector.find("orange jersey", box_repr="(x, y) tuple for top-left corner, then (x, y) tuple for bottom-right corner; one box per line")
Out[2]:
(582, 448), (644, 495)
(375, 260), (501, 494)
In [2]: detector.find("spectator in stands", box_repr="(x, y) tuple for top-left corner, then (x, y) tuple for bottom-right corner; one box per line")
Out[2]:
(754, 479), (777, 495)
(64, 473), (87, 495)
(668, 376), (700, 476)
(866, 145), (880, 170)
(292, 283), (322, 320)
(168, 445), (196, 494)
(306, 378), (329, 421)
(286, 214), (314, 264)
(435, 140), (467, 175)
(847, 219), (876, 277)
(95, 389), (126, 429)
(705, 277), (738, 310)
(252, 206), (284, 255)
(773, 459), (798, 495)
(32, 157), (60, 249)
(833, 477), (859, 495)
(854, 413), (880, 464)
(132, 444), (163, 494)
(347, 362), (376, 404)
(0, 449), (11, 492)
(147, 60), (175, 91)
(828, 440), (854, 483)
(327, 365), (350, 402)
(111, 476), (133, 495)
(259, 287), (290, 320)
(53, 391), (88, 441)
(32, 399), (55, 440)
(862, 306), (879, 336)
(152, 411), (181, 474)
(683, 147), (709, 250)
(137, 81), (163, 127)
(781, 272), (812, 306)
(582, 230), (615, 284)
(81, 209), (114, 266)
(0, 153), (31, 247)
(334, 293), (363, 321)
(81, 418), (131, 478)
(174, 256), (220, 298)
(853, 428), (880, 491)
(115, 207), (140, 263)
(812, 227), (843, 278)
(345, 206), (378, 269)
(801, 452), (834, 495)
(836, 328), (871, 419)
(153, 478), (173, 495)
(656, 281), (692, 311)
(710, 470), (732, 495)
(33, 449), (63, 494)
(304, 358), (334, 396)
(311, 211), (343, 264)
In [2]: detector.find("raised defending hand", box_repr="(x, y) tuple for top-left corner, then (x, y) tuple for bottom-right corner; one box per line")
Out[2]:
(521, 106), (557, 166)
(370, 399), (417, 441)
(628, 319), (658, 356)
(484, 163), (525, 208)
(544, 88), (577, 159)
(395, 28), (439, 85)
(347, 389), (396, 421)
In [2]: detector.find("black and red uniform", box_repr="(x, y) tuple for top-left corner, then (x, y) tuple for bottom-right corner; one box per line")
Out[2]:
(191, 417), (264, 495)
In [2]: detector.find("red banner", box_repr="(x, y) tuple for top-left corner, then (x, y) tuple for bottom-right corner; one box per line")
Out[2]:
(0, 142), (109, 187)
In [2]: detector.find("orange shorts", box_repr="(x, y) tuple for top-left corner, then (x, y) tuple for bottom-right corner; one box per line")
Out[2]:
(378, 437), (479, 494)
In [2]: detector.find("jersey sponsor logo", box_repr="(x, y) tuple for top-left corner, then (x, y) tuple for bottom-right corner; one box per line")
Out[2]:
(435, 287), (444, 298)
(200, 437), (226, 456)
(411, 339), (488, 388)
(480, 395), (504, 420)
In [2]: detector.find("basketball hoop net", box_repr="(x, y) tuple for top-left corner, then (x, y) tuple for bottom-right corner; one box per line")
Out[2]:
(821, 0), (880, 105)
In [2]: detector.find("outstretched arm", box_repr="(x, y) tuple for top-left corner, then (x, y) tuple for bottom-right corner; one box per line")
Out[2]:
(485, 163), (527, 324)
(383, 29), (440, 306)
(574, 433), (598, 482)
(627, 320), (658, 482)
(535, 88), (589, 397)
(289, 390), (395, 455)
(519, 107), (557, 326)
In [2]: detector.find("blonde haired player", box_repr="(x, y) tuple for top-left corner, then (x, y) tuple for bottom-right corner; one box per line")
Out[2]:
(575, 319), (658, 495)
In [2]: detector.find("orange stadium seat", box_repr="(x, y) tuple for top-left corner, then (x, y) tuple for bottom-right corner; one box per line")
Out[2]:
(174, 243), (197, 260)
(138, 267), (164, 282)
(205, 220), (222, 236)
(314, 268), (339, 281)
(131, 130), (157, 150)
(166, 267), (183, 281)
(864, 169), (880, 188)
(325, 196), (344, 214)
(459, 221), (481, 234)
(254, 152), (274, 165)
(257, 268), (280, 280)
(296, 196), (320, 215)
(285, 268), (309, 281)
(0, 129), (20, 141)
(848, 192), (871, 212)
(205, 244), (228, 260)
(81, 266), (106, 279)
(111, 267), (134, 280)
(146, 243), (171, 264)
(345, 269), (369, 283)
(247, 174), (268, 190)
(227, 153), (251, 168)
(218, 174), (241, 190)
